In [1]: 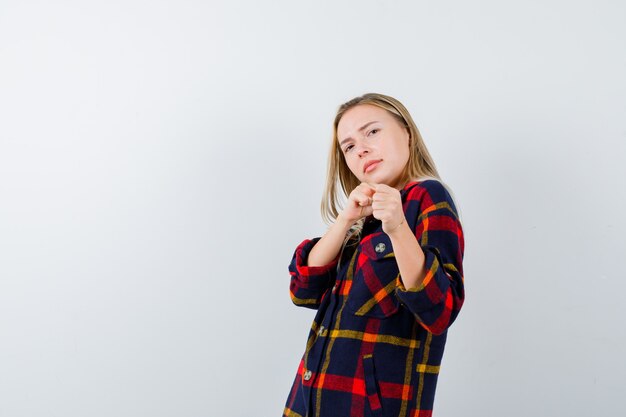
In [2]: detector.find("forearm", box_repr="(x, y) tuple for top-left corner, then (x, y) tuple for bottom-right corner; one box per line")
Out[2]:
(387, 220), (427, 290)
(307, 214), (354, 267)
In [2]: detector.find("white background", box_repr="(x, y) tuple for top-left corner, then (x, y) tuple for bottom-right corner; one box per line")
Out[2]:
(1, 1), (625, 416)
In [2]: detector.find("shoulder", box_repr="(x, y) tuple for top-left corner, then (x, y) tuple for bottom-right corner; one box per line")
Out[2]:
(403, 179), (460, 217)
(404, 179), (450, 201)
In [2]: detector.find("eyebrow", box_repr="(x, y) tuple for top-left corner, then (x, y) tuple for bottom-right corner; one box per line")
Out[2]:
(339, 121), (380, 146)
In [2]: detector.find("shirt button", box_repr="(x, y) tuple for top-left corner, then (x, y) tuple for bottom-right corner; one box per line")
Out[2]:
(303, 370), (312, 381)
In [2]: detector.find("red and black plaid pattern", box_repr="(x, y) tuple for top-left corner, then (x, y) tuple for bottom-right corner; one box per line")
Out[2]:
(284, 180), (465, 417)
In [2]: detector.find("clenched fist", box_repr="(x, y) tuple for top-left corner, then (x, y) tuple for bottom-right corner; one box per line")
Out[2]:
(340, 182), (407, 235)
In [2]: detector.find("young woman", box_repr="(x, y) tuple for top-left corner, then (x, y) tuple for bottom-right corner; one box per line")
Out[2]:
(283, 93), (465, 417)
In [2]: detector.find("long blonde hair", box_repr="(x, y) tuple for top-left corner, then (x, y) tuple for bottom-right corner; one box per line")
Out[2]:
(320, 92), (462, 246)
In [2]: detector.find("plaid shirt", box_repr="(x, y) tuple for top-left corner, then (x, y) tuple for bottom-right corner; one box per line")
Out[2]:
(283, 180), (465, 417)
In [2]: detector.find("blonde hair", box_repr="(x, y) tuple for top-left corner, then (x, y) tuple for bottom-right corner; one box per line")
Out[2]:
(320, 92), (463, 246)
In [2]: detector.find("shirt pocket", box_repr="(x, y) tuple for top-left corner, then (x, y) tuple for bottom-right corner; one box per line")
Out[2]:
(362, 354), (384, 417)
(347, 231), (400, 319)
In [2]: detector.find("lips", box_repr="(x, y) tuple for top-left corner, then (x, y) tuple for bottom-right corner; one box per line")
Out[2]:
(364, 159), (382, 173)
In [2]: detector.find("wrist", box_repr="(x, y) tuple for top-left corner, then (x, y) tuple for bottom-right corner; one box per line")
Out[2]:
(386, 217), (408, 238)
(335, 213), (356, 231)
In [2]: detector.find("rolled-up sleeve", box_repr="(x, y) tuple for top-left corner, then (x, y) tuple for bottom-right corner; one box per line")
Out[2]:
(288, 237), (340, 310)
(395, 180), (465, 335)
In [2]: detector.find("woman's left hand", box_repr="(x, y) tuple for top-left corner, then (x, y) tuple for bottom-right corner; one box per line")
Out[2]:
(370, 183), (406, 235)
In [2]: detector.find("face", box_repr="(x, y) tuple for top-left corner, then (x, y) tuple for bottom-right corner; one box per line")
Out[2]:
(336, 104), (410, 189)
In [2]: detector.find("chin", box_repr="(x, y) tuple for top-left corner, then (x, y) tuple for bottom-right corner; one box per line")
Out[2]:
(365, 175), (388, 185)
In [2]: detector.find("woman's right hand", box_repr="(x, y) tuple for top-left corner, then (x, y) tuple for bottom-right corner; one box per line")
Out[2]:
(339, 182), (377, 224)
(307, 183), (376, 268)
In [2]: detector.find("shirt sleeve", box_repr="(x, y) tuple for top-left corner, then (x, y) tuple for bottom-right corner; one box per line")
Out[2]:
(394, 180), (465, 335)
(288, 237), (340, 310)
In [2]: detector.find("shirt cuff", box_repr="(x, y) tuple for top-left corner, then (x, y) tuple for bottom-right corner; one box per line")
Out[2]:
(394, 246), (448, 306)
(294, 238), (340, 281)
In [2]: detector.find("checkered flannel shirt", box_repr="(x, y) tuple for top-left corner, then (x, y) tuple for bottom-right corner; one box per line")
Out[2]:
(283, 179), (465, 417)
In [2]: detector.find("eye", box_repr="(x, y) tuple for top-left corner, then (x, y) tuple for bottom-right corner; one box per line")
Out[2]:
(368, 129), (379, 136)
(344, 144), (354, 153)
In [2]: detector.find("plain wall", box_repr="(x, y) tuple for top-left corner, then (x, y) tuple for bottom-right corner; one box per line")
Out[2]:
(1, 0), (625, 416)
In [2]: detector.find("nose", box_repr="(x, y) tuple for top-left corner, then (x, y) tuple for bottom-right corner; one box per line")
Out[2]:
(357, 143), (370, 158)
